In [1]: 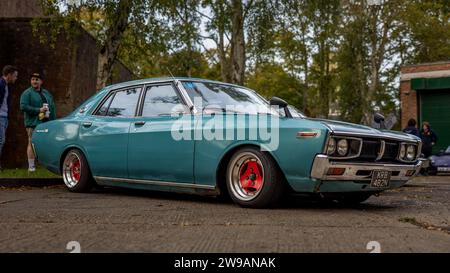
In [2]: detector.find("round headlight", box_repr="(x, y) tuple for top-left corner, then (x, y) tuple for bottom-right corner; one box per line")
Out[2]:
(406, 145), (416, 160)
(399, 145), (406, 159)
(337, 139), (348, 156)
(327, 138), (336, 155)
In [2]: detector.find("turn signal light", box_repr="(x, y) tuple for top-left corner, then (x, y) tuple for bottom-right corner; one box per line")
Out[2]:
(327, 168), (346, 176)
(405, 170), (416, 177)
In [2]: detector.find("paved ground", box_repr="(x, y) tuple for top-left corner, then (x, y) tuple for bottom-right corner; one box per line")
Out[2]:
(0, 176), (449, 253)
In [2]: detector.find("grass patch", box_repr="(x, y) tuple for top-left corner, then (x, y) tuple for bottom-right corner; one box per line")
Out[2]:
(0, 167), (60, 178)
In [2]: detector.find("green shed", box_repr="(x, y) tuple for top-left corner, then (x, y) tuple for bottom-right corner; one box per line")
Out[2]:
(412, 77), (450, 154)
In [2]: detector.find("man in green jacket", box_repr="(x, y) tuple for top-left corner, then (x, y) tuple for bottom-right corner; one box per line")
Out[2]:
(20, 73), (56, 172)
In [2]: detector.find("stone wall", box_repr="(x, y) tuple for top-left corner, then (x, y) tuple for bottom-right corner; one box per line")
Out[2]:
(0, 18), (134, 168)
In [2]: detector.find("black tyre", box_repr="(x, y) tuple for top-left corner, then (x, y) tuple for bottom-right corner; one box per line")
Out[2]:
(427, 168), (437, 176)
(62, 149), (95, 193)
(226, 147), (285, 208)
(335, 193), (373, 205)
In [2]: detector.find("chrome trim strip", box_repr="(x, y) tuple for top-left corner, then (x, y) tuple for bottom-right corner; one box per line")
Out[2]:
(310, 154), (422, 181)
(331, 131), (421, 143)
(415, 142), (423, 161)
(376, 140), (385, 161)
(94, 176), (216, 190)
(323, 130), (332, 154)
(175, 80), (198, 114)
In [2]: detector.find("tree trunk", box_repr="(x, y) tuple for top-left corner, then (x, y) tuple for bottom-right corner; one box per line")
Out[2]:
(96, 0), (132, 90)
(230, 0), (246, 85)
(218, 15), (231, 82)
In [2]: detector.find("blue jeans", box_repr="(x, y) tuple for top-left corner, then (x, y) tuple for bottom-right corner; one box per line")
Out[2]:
(0, 116), (8, 162)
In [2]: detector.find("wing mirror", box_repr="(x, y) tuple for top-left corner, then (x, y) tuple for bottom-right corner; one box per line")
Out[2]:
(373, 113), (386, 129)
(270, 97), (292, 118)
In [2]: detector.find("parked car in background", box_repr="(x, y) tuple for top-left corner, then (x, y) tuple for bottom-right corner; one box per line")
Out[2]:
(428, 146), (450, 175)
(32, 78), (423, 208)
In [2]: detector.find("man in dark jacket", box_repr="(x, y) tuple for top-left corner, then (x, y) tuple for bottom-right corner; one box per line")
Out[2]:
(0, 65), (18, 170)
(20, 72), (56, 172)
(420, 121), (438, 158)
(403, 118), (420, 137)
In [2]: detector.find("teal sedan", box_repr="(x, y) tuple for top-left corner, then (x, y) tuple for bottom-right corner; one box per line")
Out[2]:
(32, 78), (422, 208)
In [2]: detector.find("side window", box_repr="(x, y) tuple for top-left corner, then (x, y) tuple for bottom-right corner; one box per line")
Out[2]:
(102, 87), (141, 118)
(95, 94), (114, 116)
(141, 85), (186, 117)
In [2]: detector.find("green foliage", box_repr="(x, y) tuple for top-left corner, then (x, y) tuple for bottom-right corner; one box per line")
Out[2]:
(402, 0), (450, 63)
(35, 0), (450, 124)
(246, 63), (303, 109)
(0, 167), (59, 178)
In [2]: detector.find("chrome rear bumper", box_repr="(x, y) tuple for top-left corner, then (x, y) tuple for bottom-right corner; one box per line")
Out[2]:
(310, 154), (422, 181)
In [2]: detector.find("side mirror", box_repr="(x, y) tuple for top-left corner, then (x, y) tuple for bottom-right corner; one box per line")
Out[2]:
(373, 113), (386, 129)
(270, 97), (292, 118)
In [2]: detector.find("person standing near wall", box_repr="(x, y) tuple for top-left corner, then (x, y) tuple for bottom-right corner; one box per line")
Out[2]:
(0, 65), (18, 171)
(420, 121), (438, 158)
(20, 72), (56, 172)
(402, 118), (420, 137)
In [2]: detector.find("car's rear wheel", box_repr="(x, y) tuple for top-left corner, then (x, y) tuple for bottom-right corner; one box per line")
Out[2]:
(62, 149), (95, 192)
(226, 147), (285, 208)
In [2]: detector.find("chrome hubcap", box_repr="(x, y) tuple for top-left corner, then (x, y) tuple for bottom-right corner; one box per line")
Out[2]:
(63, 152), (81, 188)
(228, 152), (265, 201)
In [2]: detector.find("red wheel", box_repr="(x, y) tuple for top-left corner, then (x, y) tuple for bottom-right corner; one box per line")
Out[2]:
(226, 147), (285, 208)
(62, 149), (95, 192)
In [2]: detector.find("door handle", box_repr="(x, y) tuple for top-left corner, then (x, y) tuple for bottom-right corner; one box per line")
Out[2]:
(134, 121), (146, 126)
(82, 122), (92, 128)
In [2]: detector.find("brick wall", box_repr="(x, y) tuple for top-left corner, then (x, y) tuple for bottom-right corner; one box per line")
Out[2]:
(0, 0), (44, 18)
(401, 62), (450, 75)
(0, 18), (134, 168)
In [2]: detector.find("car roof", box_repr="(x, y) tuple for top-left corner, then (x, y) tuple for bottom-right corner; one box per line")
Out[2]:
(104, 77), (246, 91)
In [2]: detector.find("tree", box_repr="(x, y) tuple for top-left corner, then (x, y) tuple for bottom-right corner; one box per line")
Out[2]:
(277, 0), (313, 112)
(401, 0), (450, 63)
(307, 0), (341, 118)
(246, 62), (303, 109)
(37, 0), (166, 90)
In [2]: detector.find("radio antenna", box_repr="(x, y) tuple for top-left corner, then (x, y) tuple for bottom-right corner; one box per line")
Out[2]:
(166, 67), (175, 80)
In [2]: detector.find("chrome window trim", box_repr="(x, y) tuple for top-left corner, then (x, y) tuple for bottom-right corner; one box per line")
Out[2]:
(177, 79), (275, 116)
(137, 81), (191, 117)
(91, 84), (145, 118)
(175, 80), (197, 114)
(325, 135), (364, 160)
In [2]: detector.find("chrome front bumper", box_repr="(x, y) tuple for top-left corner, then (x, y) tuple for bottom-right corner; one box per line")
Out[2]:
(310, 154), (423, 181)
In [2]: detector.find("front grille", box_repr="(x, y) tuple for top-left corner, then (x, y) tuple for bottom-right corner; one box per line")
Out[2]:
(359, 140), (381, 161)
(383, 141), (399, 160)
(348, 138), (400, 163)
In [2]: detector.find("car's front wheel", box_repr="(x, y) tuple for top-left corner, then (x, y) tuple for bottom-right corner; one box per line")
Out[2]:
(226, 147), (285, 208)
(62, 149), (95, 192)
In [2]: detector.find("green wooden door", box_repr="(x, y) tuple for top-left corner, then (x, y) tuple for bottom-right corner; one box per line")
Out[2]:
(419, 90), (450, 154)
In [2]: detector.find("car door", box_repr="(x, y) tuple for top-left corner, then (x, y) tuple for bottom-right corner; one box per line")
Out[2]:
(79, 86), (142, 178)
(127, 83), (195, 183)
